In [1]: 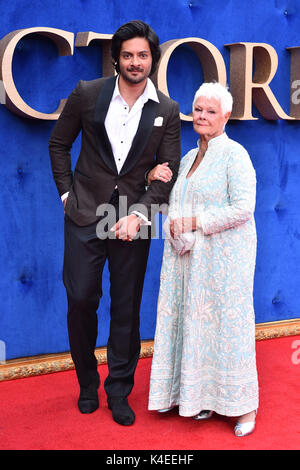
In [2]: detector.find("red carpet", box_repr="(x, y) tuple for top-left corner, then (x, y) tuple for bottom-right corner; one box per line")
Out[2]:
(0, 335), (299, 451)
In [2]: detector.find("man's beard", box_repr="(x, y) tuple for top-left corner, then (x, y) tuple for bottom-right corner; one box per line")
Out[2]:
(120, 66), (149, 84)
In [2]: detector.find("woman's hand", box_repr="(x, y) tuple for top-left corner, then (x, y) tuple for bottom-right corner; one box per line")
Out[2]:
(169, 217), (196, 239)
(147, 162), (172, 185)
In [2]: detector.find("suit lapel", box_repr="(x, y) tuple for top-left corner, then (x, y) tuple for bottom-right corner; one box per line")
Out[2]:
(94, 76), (118, 173)
(119, 99), (158, 176)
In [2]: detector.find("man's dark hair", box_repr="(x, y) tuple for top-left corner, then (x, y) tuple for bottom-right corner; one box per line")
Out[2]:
(111, 20), (161, 76)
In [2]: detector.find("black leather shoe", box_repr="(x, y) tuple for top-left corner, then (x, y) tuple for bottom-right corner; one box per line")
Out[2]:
(107, 397), (135, 425)
(78, 385), (99, 414)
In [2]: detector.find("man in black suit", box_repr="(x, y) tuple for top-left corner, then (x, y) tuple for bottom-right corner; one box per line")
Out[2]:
(49, 20), (181, 425)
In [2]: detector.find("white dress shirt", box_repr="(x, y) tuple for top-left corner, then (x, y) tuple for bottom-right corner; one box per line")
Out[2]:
(62, 77), (159, 225)
(105, 76), (159, 173)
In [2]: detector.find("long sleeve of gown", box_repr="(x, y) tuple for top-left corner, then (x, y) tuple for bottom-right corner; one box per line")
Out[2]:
(198, 147), (256, 235)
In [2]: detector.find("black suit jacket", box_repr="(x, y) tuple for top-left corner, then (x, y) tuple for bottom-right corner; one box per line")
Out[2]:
(49, 76), (181, 226)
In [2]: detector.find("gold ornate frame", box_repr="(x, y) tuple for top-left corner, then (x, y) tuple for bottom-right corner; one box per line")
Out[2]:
(0, 319), (299, 382)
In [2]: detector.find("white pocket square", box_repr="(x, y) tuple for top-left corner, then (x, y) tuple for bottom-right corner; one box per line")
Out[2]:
(154, 116), (163, 126)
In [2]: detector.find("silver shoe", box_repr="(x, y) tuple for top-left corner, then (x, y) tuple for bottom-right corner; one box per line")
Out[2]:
(157, 407), (174, 413)
(234, 410), (257, 437)
(193, 410), (214, 420)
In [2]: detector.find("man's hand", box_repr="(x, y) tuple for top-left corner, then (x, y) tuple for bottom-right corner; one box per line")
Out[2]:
(111, 214), (142, 242)
(147, 162), (173, 185)
(169, 217), (196, 239)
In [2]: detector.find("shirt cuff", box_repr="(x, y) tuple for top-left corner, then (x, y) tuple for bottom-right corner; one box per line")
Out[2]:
(61, 192), (69, 202)
(132, 211), (151, 226)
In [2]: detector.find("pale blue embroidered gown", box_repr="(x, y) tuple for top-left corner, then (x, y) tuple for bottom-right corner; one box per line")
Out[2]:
(148, 133), (259, 417)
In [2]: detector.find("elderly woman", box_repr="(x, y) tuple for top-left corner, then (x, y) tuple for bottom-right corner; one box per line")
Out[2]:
(147, 82), (258, 437)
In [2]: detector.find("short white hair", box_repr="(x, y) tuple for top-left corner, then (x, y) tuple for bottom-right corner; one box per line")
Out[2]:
(192, 82), (233, 115)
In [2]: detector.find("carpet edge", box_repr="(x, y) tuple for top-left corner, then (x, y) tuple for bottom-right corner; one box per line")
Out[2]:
(1, 319), (299, 382)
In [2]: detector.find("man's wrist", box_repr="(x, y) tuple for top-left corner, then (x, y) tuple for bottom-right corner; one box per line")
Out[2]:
(131, 211), (151, 226)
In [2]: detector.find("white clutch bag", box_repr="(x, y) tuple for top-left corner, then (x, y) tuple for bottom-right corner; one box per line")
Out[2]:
(163, 218), (195, 255)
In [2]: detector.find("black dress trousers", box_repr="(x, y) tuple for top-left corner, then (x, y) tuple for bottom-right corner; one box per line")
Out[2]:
(63, 191), (151, 398)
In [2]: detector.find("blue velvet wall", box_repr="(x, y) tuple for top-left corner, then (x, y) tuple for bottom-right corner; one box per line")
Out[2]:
(0, 0), (299, 360)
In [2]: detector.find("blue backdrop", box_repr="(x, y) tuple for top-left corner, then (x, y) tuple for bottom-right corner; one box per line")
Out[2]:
(1, 0), (299, 360)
